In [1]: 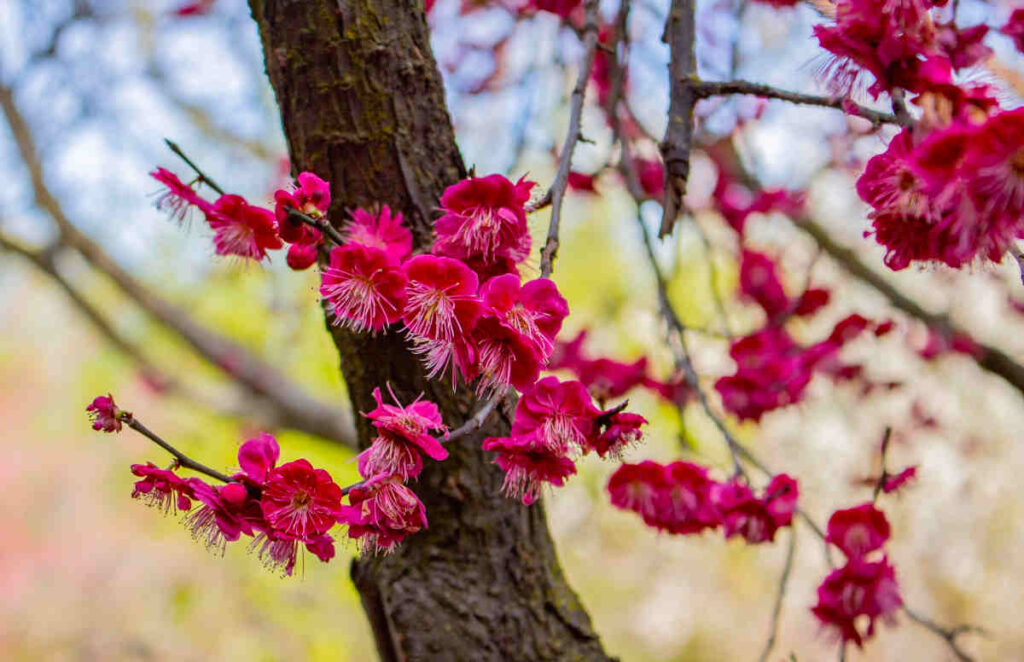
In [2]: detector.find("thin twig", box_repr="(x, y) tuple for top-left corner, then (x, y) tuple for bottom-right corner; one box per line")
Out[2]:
(694, 80), (899, 126)
(872, 427), (893, 501)
(165, 139), (227, 195)
(903, 606), (983, 662)
(759, 528), (797, 662)
(127, 417), (234, 484)
(538, 0), (602, 278)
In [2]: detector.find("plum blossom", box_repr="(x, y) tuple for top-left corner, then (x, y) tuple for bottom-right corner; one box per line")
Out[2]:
(320, 243), (408, 333)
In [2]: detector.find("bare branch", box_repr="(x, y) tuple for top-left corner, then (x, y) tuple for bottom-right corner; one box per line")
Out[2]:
(538, 0), (602, 278)
(903, 606), (984, 662)
(659, 0), (698, 236)
(0, 81), (356, 447)
(694, 80), (899, 126)
(759, 528), (797, 662)
(795, 216), (1024, 399)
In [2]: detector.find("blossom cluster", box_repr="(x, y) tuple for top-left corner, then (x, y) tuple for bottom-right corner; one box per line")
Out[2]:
(813, 503), (903, 647)
(483, 376), (647, 504)
(858, 108), (1024, 270)
(715, 250), (885, 421)
(132, 432), (342, 576)
(551, 330), (692, 407)
(343, 387), (448, 554)
(607, 460), (799, 544)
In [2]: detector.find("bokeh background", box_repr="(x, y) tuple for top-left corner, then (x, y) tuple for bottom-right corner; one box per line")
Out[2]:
(3, 0), (1024, 659)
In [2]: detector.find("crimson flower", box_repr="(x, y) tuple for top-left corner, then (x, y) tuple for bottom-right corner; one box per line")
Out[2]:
(812, 557), (903, 647)
(320, 243), (408, 333)
(359, 387), (449, 479)
(261, 459), (343, 538)
(433, 174), (534, 274)
(482, 434), (577, 505)
(87, 394), (128, 432)
(340, 475), (429, 554)
(130, 463), (195, 513)
(826, 503), (891, 559)
(206, 194), (283, 261)
(345, 206), (413, 266)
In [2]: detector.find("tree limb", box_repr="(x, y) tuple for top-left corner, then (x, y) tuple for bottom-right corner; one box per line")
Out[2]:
(0, 81), (356, 447)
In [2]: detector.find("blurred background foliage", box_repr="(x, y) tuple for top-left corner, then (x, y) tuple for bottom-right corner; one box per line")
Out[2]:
(3, 0), (1024, 660)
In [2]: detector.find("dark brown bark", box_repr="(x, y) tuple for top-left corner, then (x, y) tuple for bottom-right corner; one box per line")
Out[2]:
(658, 0), (697, 236)
(247, 1), (612, 659)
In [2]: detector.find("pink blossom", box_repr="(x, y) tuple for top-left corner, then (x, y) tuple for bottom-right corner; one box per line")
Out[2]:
(480, 275), (568, 356)
(935, 23), (991, 70)
(467, 315), (544, 394)
(150, 167), (212, 222)
(274, 171), (331, 244)
(1001, 9), (1024, 54)
(715, 328), (813, 421)
(882, 466), (917, 494)
(482, 434), (577, 505)
(608, 461), (719, 534)
(511, 377), (598, 455)
(184, 480), (263, 554)
(87, 394), (128, 432)
(206, 194), (283, 261)
(634, 158), (665, 201)
(130, 463), (195, 513)
(286, 242), (319, 270)
(587, 410), (647, 458)
(813, 0), (941, 98)
(433, 174), (534, 273)
(402, 255), (483, 377)
(740, 250), (790, 321)
(261, 459), (343, 538)
(826, 503), (891, 559)
(237, 432), (280, 484)
(346, 206), (413, 265)
(812, 557), (903, 647)
(359, 387), (449, 479)
(607, 461), (669, 524)
(709, 475), (798, 544)
(320, 243), (408, 333)
(550, 330), (649, 403)
(340, 475), (429, 554)
(567, 171), (598, 193)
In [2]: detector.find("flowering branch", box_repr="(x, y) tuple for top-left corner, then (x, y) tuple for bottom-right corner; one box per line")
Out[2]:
(165, 138), (349, 247)
(758, 528), (797, 662)
(693, 80), (899, 126)
(126, 416), (234, 484)
(538, 0), (602, 278)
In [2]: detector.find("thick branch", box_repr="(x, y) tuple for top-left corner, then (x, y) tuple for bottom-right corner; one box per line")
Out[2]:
(795, 217), (1024, 399)
(0, 82), (355, 447)
(659, 0), (698, 236)
(0, 230), (306, 429)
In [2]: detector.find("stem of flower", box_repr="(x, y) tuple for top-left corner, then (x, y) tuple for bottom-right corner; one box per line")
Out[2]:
(127, 417), (233, 484)
(164, 139), (227, 195)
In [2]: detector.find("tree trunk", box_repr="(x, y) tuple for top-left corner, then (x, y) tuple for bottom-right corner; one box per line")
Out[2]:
(247, 1), (613, 659)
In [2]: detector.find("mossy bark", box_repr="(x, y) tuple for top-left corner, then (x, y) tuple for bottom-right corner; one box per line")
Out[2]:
(247, 1), (613, 659)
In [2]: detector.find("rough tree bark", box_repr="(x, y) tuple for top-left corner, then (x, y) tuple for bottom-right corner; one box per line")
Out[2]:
(247, 1), (613, 660)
